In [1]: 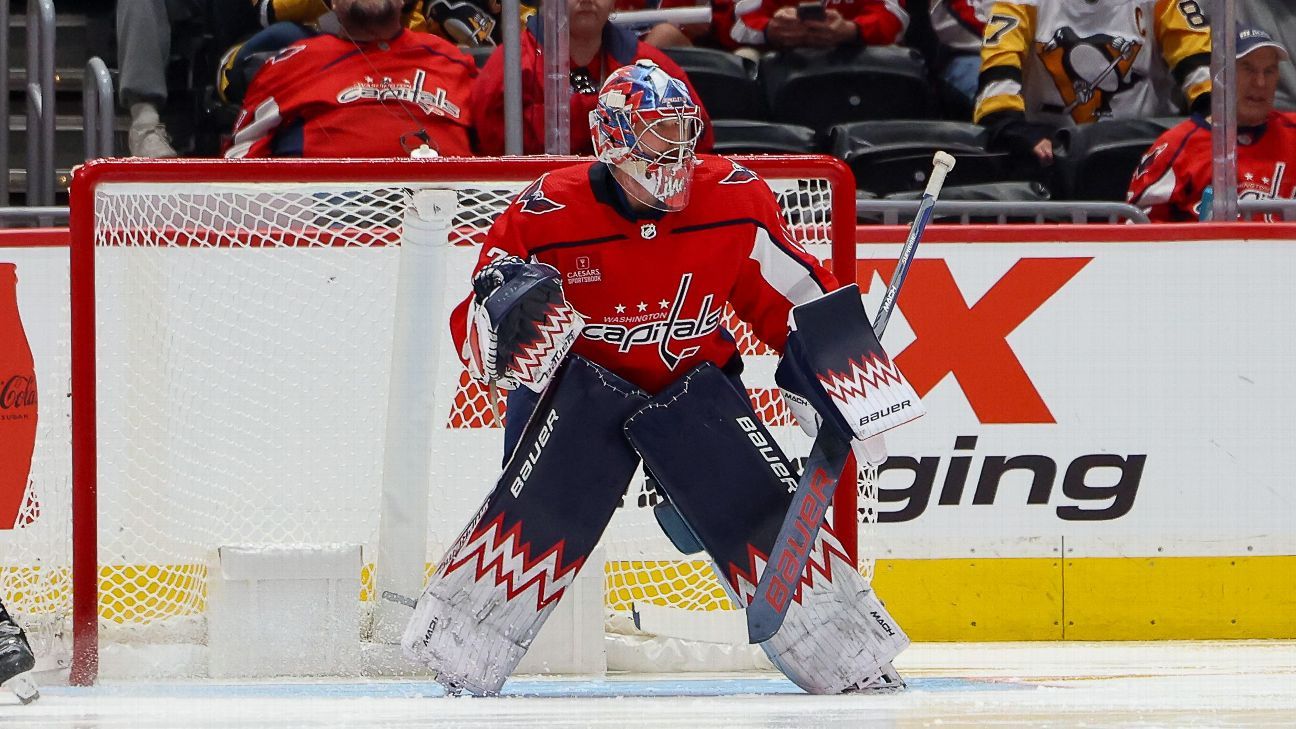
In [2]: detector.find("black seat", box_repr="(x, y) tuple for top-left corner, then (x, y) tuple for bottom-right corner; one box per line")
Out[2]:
(759, 46), (933, 132)
(711, 120), (818, 154)
(828, 120), (1012, 195)
(864, 181), (1053, 224)
(663, 47), (765, 120)
(1053, 118), (1179, 201)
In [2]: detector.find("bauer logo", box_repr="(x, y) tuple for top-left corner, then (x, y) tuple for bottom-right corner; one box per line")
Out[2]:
(509, 409), (559, 497)
(764, 467), (835, 613)
(735, 416), (798, 492)
(857, 257), (1090, 425)
(860, 400), (910, 427)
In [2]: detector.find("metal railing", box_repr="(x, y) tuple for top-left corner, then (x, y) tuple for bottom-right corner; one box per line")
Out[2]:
(24, 0), (56, 206)
(83, 57), (114, 160)
(0, 205), (66, 227)
(1239, 200), (1296, 221)
(856, 198), (1150, 225)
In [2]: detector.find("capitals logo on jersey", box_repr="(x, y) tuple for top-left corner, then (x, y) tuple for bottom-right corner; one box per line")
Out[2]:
(516, 175), (566, 215)
(582, 273), (723, 371)
(1037, 27), (1144, 123)
(721, 161), (760, 185)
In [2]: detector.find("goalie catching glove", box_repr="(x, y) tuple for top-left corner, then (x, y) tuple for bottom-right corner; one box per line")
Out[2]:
(466, 256), (584, 393)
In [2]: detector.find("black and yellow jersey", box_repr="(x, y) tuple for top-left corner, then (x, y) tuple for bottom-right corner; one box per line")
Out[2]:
(973, 0), (1212, 128)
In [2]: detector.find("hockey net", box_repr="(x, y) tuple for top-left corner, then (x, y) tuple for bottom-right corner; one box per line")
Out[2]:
(1, 156), (877, 683)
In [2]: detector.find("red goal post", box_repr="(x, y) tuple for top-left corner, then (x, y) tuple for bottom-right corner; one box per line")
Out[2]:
(65, 156), (862, 685)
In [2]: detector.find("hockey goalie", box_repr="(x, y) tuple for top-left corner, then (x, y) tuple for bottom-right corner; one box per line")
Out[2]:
(402, 60), (924, 696)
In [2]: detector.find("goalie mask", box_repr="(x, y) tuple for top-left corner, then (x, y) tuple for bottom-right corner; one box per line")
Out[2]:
(589, 60), (704, 212)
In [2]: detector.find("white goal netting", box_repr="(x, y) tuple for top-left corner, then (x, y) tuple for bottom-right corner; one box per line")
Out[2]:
(0, 157), (878, 681)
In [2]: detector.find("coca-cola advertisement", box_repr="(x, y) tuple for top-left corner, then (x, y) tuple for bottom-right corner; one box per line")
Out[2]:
(0, 262), (37, 529)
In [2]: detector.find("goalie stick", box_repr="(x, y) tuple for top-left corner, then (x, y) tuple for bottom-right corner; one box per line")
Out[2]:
(746, 152), (955, 644)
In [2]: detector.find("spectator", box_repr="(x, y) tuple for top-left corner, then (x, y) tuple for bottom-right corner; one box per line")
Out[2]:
(117, 0), (205, 157)
(226, 0), (477, 157)
(729, 0), (908, 51)
(927, 0), (990, 108)
(470, 0), (715, 156)
(974, 0), (1212, 166)
(218, 0), (470, 105)
(1127, 27), (1296, 222)
(1238, 0), (1296, 109)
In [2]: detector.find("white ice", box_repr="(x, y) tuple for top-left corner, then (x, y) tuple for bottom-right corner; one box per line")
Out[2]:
(2, 641), (1293, 728)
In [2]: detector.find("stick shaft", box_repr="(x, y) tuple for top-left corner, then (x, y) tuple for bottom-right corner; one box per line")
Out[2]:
(872, 153), (955, 339)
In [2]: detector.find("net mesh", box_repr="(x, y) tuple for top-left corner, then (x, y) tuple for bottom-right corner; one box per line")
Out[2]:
(0, 161), (876, 675)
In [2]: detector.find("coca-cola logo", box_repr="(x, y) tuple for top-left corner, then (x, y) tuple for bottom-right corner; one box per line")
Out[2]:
(0, 375), (37, 410)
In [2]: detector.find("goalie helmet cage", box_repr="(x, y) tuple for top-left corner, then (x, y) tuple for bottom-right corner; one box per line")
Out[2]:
(62, 156), (864, 686)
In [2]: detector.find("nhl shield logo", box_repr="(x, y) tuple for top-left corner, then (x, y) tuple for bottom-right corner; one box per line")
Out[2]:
(640, 223), (657, 239)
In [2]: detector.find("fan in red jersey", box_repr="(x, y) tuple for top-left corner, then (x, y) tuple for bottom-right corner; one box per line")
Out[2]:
(1128, 26), (1296, 222)
(226, 0), (477, 158)
(404, 60), (916, 698)
(729, 0), (908, 51)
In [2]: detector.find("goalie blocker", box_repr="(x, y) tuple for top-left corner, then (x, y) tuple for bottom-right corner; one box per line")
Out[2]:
(625, 364), (909, 694)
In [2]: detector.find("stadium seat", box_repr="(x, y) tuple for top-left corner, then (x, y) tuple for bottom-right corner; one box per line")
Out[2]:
(663, 47), (766, 120)
(710, 120), (819, 154)
(861, 181), (1052, 224)
(827, 120), (1013, 195)
(1052, 118), (1179, 201)
(759, 46), (933, 132)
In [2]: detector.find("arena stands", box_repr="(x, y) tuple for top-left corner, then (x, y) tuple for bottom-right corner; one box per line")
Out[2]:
(3, 0), (1295, 223)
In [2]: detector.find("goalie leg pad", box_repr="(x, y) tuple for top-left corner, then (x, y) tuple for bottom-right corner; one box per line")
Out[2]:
(623, 364), (909, 693)
(402, 356), (646, 695)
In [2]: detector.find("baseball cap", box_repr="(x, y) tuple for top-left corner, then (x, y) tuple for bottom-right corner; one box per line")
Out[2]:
(1237, 27), (1290, 61)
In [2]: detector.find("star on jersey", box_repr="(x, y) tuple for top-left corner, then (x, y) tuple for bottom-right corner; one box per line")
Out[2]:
(658, 299), (670, 309)
(637, 302), (648, 312)
(615, 304), (626, 313)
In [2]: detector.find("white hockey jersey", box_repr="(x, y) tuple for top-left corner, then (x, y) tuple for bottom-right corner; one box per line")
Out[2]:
(974, 0), (1212, 127)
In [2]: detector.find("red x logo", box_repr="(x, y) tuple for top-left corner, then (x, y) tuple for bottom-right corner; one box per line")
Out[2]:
(857, 257), (1091, 424)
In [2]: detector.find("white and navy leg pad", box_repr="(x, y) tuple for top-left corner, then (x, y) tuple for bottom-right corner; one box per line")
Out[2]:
(402, 356), (646, 695)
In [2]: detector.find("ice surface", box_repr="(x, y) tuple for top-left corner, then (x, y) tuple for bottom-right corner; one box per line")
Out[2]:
(2, 641), (1293, 728)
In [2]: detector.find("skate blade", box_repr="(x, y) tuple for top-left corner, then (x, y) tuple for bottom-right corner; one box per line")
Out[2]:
(4, 672), (39, 704)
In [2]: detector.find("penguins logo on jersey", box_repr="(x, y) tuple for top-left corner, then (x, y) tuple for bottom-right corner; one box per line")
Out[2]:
(516, 175), (566, 215)
(1037, 28), (1144, 123)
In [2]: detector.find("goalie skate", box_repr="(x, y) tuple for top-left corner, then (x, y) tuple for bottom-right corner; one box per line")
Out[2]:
(0, 612), (38, 704)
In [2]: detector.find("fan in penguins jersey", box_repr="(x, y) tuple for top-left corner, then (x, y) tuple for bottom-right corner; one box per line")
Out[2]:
(974, 0), (1213, 165)
(406, 60), (915, 697)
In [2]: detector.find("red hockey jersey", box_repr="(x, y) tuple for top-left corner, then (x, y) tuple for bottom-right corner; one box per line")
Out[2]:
(1127, 112), (1296, 222)
(227, 29), (476, 158)
(450, 157), (837, 394)
(729, 0), (908, 48)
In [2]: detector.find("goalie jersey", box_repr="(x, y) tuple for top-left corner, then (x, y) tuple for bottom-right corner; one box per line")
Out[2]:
(974, 0), (1212, 128)
(449, 157), (837, 395)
